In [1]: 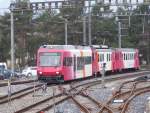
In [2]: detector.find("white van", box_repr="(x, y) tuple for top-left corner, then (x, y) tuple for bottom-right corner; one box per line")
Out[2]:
(0, 62), (7, 70)
(21, 67), (37, 77)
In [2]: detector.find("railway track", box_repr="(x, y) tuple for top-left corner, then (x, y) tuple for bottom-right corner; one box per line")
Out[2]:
(0, 79), (38, 87)
(0, 84), (42, 105)
(12, 70), (150, 113)
(98, 79), (150, 113)
(0, 70), (150, 113)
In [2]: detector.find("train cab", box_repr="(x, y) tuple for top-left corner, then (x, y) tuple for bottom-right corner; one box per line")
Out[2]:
(37, 45), (94, 82)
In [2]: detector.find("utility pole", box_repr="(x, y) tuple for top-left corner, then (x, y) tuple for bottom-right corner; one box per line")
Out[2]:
(143, 15), (145, 34)
(65, 19), (68, 45)
(83, 16), (86, 45)
(118, 21), (121, 48)
(88, 1), (92, 45)
(8, 5), (15, 104)
(11, 9), (15, 75)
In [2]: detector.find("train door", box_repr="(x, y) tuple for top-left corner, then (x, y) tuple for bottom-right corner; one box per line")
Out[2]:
(73, 55), (77, 79)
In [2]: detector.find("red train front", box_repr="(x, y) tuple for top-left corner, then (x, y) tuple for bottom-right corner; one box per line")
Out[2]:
(37, 45), (96, 82)
(37, 47), (63, 82)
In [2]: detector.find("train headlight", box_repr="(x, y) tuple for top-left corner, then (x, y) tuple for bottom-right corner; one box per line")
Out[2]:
(56, 71), (60, 74)
(39, 71), (42, 74)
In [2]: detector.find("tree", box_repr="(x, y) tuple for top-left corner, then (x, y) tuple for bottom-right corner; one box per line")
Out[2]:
(0, 13), (11, 61)
(91, 3), (118, 47)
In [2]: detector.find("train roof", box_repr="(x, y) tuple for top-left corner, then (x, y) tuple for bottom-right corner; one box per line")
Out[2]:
(40, 45), (91, 50)
(115, 48), (137, 52)
(96, 48), (137, 52)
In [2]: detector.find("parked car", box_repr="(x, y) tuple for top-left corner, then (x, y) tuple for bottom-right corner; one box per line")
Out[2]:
(0, 69), (12, 80)
(0, 62), (7, 70)
(21, 67), (37, 77)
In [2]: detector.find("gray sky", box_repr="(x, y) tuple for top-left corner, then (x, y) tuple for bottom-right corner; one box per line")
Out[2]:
(0, 0), (144, 15)
(0, 0), (45, 15)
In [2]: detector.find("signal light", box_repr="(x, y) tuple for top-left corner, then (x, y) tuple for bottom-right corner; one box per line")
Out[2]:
(48, 3), (51, 9)
(109, 0), (111, 3)
(115, 0), (118, 4)
(42, 3), (45, 9)
(55, 2), (58, 9)
(35, 3), (38, 10)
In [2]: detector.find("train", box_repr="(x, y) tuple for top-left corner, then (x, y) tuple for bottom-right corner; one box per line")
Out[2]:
(37, 45), (140, 82)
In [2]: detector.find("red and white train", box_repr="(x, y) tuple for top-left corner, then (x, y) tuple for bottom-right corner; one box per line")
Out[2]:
(37, 45), (140, 82)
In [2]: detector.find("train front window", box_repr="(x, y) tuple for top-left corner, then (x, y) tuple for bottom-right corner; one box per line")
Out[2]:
(39, 52), (61, 67)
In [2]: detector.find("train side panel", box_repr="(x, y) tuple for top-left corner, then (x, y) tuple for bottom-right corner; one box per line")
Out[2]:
(121, 49), (139, 70)
(96, 49), (113, 73)
(71, 49), (93, 79)
(61, 51), (74, 81)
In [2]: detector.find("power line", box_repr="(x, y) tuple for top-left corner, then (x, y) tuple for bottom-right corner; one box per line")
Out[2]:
(0, 8), (9, 10)
(9, 0), (150, 12)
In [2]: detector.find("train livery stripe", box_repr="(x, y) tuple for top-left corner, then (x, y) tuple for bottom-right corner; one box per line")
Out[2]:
(80, 50), (85, 78)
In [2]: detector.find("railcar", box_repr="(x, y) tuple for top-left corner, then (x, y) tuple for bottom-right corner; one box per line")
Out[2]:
(37, 45), (96, 82)
(37, 45), (140, 82)
(117, 48), (140, 70)
(95, 47), (140, 74)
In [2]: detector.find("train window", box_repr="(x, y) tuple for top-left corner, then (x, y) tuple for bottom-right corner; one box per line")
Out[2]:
(110, 54), (111, 61)
(125, 54), (127, 60)
(99, 54), (102, 62)
(127, 54), (129, 60)
(99, 54), (104, 62)
(39, 52), (61, 66)
(103, 54), (104, 61)
(107, 54), (108, 61)
(77, 57), (84, 70)
(85, 56), (92, 64)
(63, 57), (73, 66)
(123, 53), (125, 60)
(128, 53), (130, 60)
(108, 54), (110, 61)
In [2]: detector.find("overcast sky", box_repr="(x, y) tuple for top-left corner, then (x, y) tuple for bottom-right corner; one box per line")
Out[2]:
(0, 0), (46, 15)
(0, 0), (145, 15)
